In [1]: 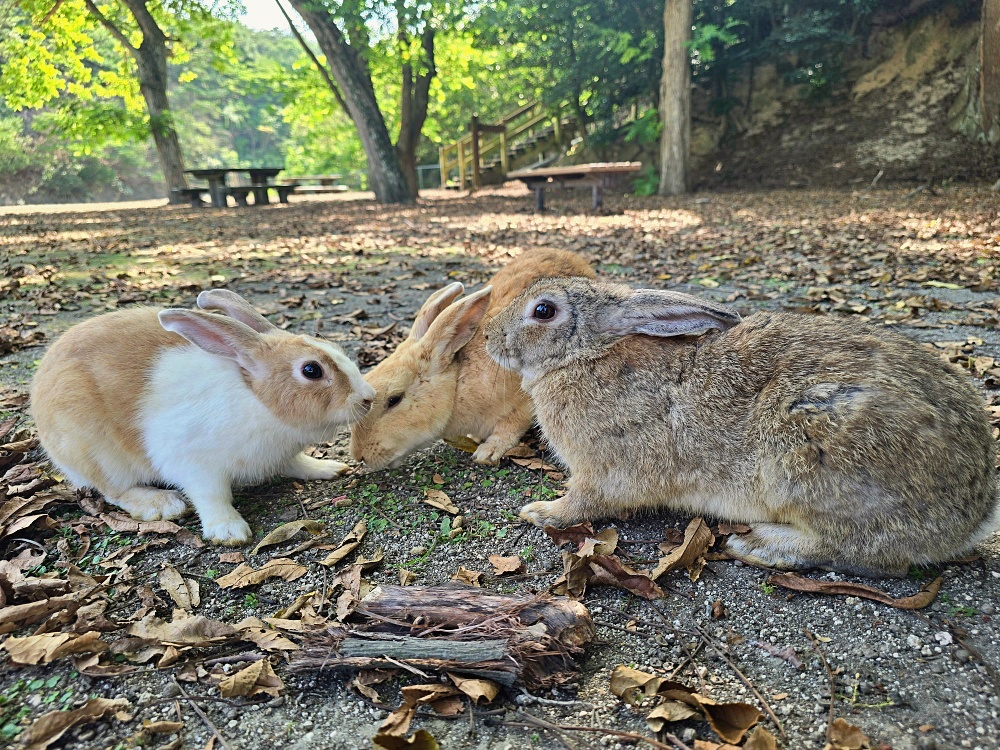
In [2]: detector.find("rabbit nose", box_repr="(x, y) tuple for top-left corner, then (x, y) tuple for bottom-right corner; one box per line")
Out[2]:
(361, 398), (373, 411)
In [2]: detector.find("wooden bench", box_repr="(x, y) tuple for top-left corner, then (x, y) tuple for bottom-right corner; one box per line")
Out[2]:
(172, 187), (209, 208)
(507, 161), (642, 211)
(280, 175), (348, 195)
(229, 186), (253, 207)
(275, 183), (298, 204)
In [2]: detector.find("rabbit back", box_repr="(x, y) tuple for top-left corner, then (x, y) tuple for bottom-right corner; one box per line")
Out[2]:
(31, 307), (185, 493)
(526, 311), (997, 572)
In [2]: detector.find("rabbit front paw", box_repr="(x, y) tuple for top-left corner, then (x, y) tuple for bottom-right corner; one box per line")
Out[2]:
(106, 487), (188, 521)
(202, 516), (253, 546)
(282, 453), (351, 481)
(472, 438), (510, 466)
(519, 499), (585, 528)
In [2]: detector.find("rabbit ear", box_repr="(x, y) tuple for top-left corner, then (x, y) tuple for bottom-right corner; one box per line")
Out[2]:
(410, 282), (466, 340)
(158, 309), (265, 374)
(197, 289), (275, 333)
(601, 289), (741, 338)
(422, 286), (492, 365)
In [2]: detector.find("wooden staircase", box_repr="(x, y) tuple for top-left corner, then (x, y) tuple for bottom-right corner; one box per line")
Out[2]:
(438, 101), (577, 190)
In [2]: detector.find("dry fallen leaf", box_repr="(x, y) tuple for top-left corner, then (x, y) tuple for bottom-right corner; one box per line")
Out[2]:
(319, 519), (367, 567)
(128, 611), (236, 645)
(19, 697), (130, 750)
(609, 666), (760, 743)
(219, 552), (245, 564)
(380, 684), (463, 737)
(158, 564), (200, 610)
(767, 573), (942, 609)
(423, 489), (459, 514)
(487, 554), (524, 575)
(99, 512), (183, 536)
(2, 630), (107, 665)
(651, 517), (714, 581)
(216, 558), (308, 589)
(235, 618), (300, 652)
(450, 567), (483, 586)
(824, 717), (872, 750)
(218, 659), (284, 698)
(431, 473), (446, 484)
(252, 519), (326, 555)
(443, 436), (479, 453)
(448, 673), (499, 704)
(373, 729), (440, 750)
(398, 569), (416, 585)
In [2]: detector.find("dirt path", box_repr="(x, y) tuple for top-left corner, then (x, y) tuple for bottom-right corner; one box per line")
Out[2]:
(1, 186), (998, 750)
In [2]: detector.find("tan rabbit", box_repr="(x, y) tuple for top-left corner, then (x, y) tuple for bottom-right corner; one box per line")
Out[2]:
(31, 289), (375, 545)
(350, 249), (596, 470)
(484, 277), (1000, 576)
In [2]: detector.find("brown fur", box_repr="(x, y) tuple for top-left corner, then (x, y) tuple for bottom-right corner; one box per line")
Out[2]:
(30, 307), (186, 484)
(350, 249), (595, 469)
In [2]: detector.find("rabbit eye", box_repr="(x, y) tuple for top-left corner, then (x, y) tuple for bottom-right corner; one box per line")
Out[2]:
(533, 302), (556, 320)
(301, 361), (324, 380)
(386, 393), (403, 409)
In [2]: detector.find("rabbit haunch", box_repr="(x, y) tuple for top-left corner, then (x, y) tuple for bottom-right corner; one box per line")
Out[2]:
(30, 294), (374, 546)
(350, 248), (595, 470)
(485, 278), (999, 576)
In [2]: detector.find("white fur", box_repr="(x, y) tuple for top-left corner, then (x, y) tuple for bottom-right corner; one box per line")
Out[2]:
(137, 344), (362, 544)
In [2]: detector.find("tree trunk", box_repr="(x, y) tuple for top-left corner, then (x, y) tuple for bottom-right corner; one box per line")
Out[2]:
(659, 0), (692, 195)
(287, 0), (414, 204)
(982, 0), (1000, 140)
(396, 27), (435, 196)
(83, 0), (188, 202)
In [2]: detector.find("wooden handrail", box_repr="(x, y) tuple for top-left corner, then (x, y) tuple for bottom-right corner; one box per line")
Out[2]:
(439, 100), (576, 189)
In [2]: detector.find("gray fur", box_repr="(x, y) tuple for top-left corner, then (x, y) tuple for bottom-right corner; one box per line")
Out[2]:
(484, 277), (999, 576)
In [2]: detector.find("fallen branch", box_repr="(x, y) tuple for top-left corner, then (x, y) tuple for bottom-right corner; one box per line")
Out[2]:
(804, 629), (835, 743)
(693, 625), (787, 740)
(172, 677), (232, 750)
(507, 710), (680, 750)
(292, 584), (594, 689)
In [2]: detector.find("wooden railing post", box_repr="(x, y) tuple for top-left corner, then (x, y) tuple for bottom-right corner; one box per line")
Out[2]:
(457, 139), (466, 191)
(499, 130), (508, 178)
(439, 145), (447, 188)
(470, 115), (481, 191)
(553, 115), (561, 147)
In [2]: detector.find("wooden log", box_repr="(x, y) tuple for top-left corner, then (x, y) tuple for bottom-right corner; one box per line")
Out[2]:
(291, 584), (594, 690)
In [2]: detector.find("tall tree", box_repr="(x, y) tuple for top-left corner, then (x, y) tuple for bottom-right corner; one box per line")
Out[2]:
(284, 0), (439, 204)
(982, 0), (1000, 141)
(80, 0), (189, 200)
(2, 0), (235, 203)
(659, 0), (692, 195)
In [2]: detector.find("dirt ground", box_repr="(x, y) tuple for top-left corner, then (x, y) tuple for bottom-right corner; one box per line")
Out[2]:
(1, 185), (999, 750)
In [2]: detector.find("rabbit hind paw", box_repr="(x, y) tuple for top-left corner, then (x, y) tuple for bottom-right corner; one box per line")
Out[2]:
(519, 499), (585, 528)
(725, 524), (819, 571)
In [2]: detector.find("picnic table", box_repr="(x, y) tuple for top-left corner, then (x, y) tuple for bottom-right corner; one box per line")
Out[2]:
(279, 174), (348, 194)
(180, 167), (286, 208)
(507, 161), (642, 211)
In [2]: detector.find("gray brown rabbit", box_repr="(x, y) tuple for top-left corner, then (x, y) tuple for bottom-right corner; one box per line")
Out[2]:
(484, 277), (999, 576)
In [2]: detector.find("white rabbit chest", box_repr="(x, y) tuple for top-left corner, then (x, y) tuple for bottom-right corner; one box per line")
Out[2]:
(140, 345), (309, 485)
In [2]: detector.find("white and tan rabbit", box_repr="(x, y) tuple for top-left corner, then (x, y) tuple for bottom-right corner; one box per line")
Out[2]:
(31, 289), (375, 545)
(350, 249), (595, 470)
(484, 277), (1000, 575)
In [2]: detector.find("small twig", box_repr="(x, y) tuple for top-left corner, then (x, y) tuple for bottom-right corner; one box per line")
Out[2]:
(507, 710), (676, 750)
(696, 624), (786, 739)
(804, 629), (835, 742)
(382, 656), (430, 678)
(666, 641), (704, 681)
(869, 169), (884, 189)
(133, 694), (248, 717)
(202, 652), (267, 667)
(518, 687), (592, 708)
(172, 678), (233, 750)
(512, 710), (577, 749)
